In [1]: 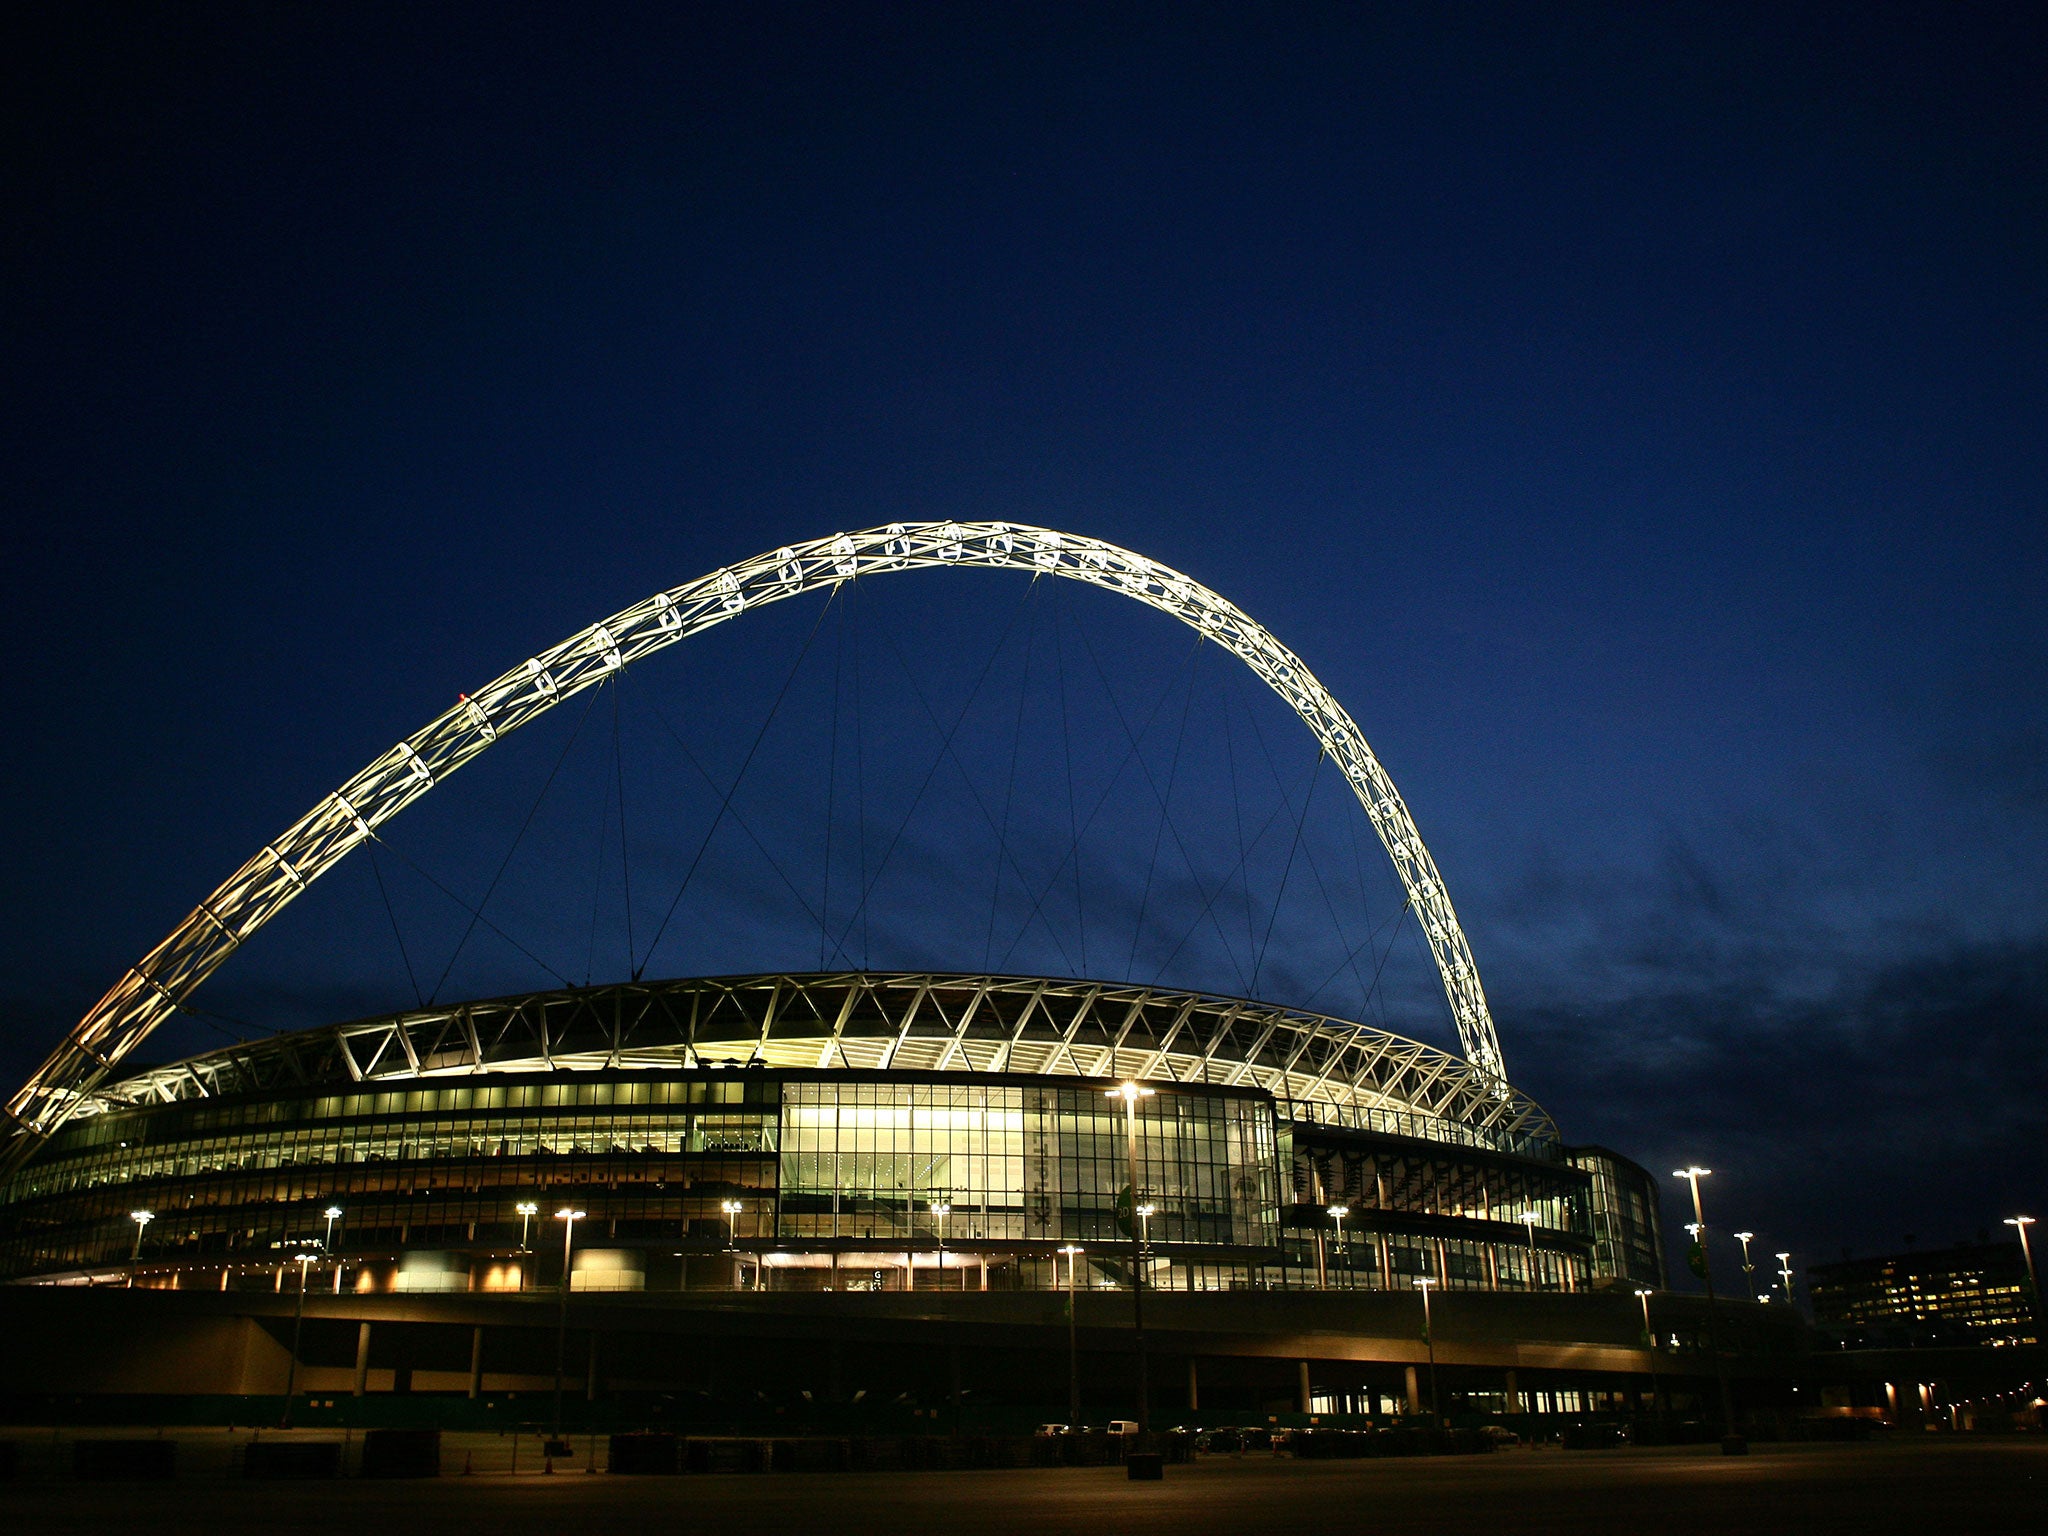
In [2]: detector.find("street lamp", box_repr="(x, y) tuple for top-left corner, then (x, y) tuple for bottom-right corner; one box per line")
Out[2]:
(930, 1201), (951, 1287)
(1107, 1081), (1156, 1433)
(1327, 1204), (1350, 1290)
(2006, 1217), (2039, 1333)
(1734, 1231), (1757, 1292)
(1518, 1209), (1541, 1290)
(280, 1240), (320, 1428)
(324, 1205), (345, 1292)
(516, 1201), (539, 1248)
(551, 1207), (585, 1437)
(1673, 1167), (1739, 1449)
(1635, 1288), (1665, 1428)
(1415, 1277), (1442, 1426)
(1776, 1252), (1795, 1308)
(126, 1212), (153, 1286)
(1059, 1244), (1085, 1428)
(721, 1199), (745, 1291)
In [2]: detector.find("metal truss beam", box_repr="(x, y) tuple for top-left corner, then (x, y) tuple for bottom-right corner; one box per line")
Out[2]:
(3, 523), (1508, 1168)
(61, 973), (1556, 1154)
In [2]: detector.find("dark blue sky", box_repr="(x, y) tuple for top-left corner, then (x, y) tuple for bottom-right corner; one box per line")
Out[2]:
(4, 3), (2043, 1281)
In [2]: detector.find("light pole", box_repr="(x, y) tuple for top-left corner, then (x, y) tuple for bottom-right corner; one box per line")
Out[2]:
(280, 1242), (319, 1428)
(516, 1201), (539, 1290)
(551, 1206), (584, 1437)
(1060, 1244), (1084, 1428)
(1635, 1287), (1665, 1427)
(1775, 1252), (1795, 1309)
(930, 1201), (951, 1288)
(1733, 1231), (1756, 1295)
(323, 1205), (344, 1292)
(2006, 1217), (2039, 1335)
(126, 1212), (152, 1286)
(1326, 1204), (1349, 1290)
(1136, 1203), (1157, 1291)
(1415, 1276), (1441, 1427)
(721, 1199), (745, 1290)
(1674, 1166), (1739, 1448)
(1108, 1081), (1156, 1433)
(1518, 1209), (1541, 1290)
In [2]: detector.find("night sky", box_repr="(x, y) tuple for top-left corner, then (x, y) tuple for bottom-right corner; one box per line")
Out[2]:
(4, 4), (2043, 1286)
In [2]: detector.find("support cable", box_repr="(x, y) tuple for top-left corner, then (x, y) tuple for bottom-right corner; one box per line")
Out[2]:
(1250, 747), (1322, 996)
(825, 576), (1038, 969)
(1302, 893), (1414, 1018)
(1063, 607), (1250, 993)
(637, 691), (824, 932)
(372, 833), (573, 988)
(820, 582), (847, 970)
(428, 681), (601, 1001)
(635, 584), (840, 979)
(1051, 580), (1087, 975)
(871, 584), (1078, 975)
(1238, 685), (1378, 1017)
(368, 841), (425, 1009)
(612, 669), (635, 977)
(584, 748), (613, 988)
(1144, 747), (1305, 988)
(990, 620), (1206, 978)
(983, 577), (1040, 972)
(1127, 633), (1203, 980)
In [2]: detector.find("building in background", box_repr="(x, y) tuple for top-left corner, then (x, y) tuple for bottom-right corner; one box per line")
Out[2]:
(1809, 1241), (2039, 1348)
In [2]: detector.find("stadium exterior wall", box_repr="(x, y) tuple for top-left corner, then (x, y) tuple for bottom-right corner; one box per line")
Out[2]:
(0, 974), (1665, 1297)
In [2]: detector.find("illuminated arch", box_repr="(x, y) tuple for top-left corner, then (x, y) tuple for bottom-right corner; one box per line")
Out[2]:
(1, 522), (1505, 1168)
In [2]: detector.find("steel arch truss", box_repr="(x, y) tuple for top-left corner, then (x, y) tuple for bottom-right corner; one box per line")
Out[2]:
(74, 974), (1555, 1152)
(4, 522), (1506, 1165)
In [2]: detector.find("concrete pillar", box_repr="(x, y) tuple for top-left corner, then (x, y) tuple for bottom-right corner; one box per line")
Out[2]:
(586, 1332), (600, 1401)
(353, 1321), (372, 1397)
(1504, 1368), (1520, 1415)
(1187, 1357), (1199, 1413)
(1298, 1359), (1312, 1413)
(1404, 1365), (1421, 1415)
(468, 1326), (484, 1400)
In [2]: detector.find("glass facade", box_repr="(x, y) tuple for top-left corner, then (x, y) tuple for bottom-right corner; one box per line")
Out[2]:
(0, 1063), (1652, 1297)
(777, 1080), (1275, 1249)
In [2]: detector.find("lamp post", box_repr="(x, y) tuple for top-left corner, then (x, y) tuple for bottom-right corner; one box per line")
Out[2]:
(1136, 1203), (1157, 1292)
(1733, 1231), (1756, 1295)
(551, 1206), (585, 1437)
(1775, 1252), (1795, 1309)
(1060, 1244), (1084, 1428)
(321, 1206), (345, 1292)
(930, 1201), (951, 1288)
(1107, 1081), (1156, 1433)
(1635, 1287), (1665, 1427)
(1415, 1277), (1441, 1426)
(126, 1212), (152, 1286)
(1673, 1167), (1739, 1448)
(1327, 1204), (1350, 1290)
(721, 1199), (745, 1291)
(2006, 1217), (2039, 1335)
(515, 1201), (539, 1291)
(1518, 1209), (1541, 1290)
(280, 1242), (319, 1428)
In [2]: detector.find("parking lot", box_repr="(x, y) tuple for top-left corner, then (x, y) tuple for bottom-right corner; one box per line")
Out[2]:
(2, 1436), (2042, 1536)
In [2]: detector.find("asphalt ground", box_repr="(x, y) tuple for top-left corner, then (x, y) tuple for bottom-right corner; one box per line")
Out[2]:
(2, 1439), (2041, 1535)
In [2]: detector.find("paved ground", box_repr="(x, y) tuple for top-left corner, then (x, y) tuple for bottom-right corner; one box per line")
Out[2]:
(3, 1439), (2041, 1534)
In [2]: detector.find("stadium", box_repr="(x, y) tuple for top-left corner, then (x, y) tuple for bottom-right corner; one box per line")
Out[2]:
(0, 523), (1710, 1428)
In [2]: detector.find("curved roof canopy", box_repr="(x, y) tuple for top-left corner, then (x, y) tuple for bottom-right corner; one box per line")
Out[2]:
(75, 973), (1557, 1155)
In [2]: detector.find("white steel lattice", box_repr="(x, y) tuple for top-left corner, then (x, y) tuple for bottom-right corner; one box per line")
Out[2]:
(2, 523), (1508, 1168)
(66, 975), (1554, 1152)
